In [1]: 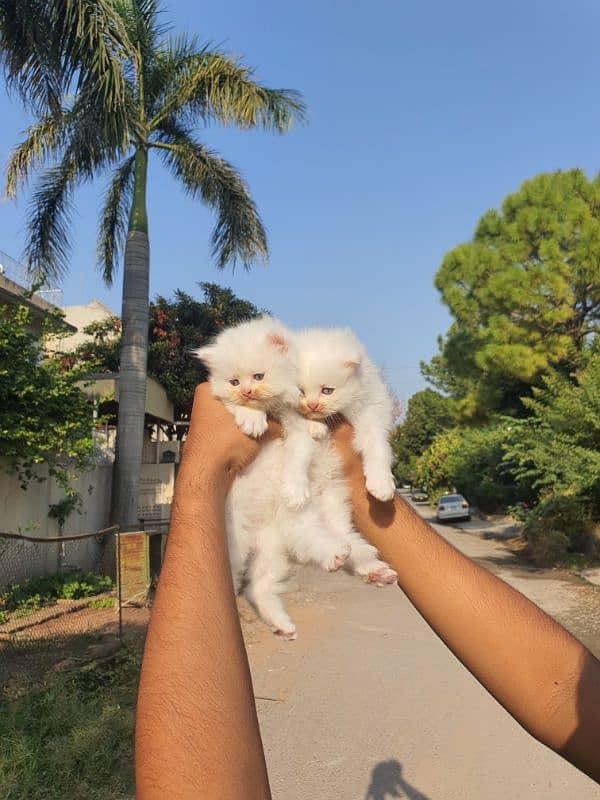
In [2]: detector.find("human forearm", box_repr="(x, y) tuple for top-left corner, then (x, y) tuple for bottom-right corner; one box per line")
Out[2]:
(333, 420), (600, 782)
(135, 389), (272, 799)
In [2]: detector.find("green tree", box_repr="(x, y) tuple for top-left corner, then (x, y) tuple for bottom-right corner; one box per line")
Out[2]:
(426, 170), (600, 417)
(391, 389), (453, 483)
(5, 0), (305, 526)
(0, 304), (94, 488)
(502, 349), (600, 506)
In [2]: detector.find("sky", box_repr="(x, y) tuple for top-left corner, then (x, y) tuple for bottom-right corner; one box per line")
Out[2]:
(1, 0), (600, 409)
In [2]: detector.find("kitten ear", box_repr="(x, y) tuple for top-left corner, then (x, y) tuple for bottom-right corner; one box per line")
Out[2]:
(343, 355), (361, 373)
(192, 345), (215, 368)
(266, 332), (289, 353)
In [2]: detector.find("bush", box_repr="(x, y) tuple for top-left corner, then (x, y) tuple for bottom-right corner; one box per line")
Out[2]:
(523, 495), (596, 566)
(1, 572), (114, 612)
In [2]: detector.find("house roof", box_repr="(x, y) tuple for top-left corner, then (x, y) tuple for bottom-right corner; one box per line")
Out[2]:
(78, 373), (174, 423)
(0, 274), (77, 331)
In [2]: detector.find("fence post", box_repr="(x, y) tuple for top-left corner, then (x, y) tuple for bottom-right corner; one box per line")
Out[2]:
(116, 529), (123, 641)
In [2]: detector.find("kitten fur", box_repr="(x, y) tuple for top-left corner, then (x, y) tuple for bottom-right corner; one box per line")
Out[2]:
(195, 319), (396, 641)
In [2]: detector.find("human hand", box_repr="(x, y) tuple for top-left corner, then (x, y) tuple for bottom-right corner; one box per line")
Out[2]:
(330, 419), (397, 529)
(181, 382), (282, 488)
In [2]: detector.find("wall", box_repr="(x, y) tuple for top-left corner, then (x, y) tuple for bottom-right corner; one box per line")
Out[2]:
(0, 459), (113, 588)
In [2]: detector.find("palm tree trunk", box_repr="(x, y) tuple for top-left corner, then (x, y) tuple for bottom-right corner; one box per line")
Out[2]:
(111, 148), (149, 528)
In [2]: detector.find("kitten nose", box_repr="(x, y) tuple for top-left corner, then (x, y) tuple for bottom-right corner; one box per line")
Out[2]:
(307, 400), (320, 411)
(241, 387), (253, 398)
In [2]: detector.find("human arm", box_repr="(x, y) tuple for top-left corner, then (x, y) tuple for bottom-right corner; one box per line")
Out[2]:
(135, 383), (279, 800)
(332, 422), (600, 784)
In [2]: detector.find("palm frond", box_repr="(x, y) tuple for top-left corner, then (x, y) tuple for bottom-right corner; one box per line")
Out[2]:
(97, 155), (136, 286)
(22, 95), (122, 281)
(0, 0), (130, 120)
(154, 131), (267, 269)
(5, 113), (68, 199)
(148, 40), (306, 133)
(24, 158), (79, 282)
(112, 0), (168, 71)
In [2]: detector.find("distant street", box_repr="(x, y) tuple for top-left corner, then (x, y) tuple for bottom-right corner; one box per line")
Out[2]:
(241, 496), (600, 800)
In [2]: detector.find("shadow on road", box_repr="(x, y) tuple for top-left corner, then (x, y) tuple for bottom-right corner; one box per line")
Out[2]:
(364, 759), (432, 799)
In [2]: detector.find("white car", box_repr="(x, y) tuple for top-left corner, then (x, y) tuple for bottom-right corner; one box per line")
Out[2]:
(436, 494), (471, 523)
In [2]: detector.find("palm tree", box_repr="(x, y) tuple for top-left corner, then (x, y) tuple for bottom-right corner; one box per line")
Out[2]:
(5, 0), (305, 527)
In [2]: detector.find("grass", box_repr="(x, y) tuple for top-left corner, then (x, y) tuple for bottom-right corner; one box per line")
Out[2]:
(0, 648), (139, 800)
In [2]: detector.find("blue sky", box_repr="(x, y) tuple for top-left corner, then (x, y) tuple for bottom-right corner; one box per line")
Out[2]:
(1, 0), (600, 409)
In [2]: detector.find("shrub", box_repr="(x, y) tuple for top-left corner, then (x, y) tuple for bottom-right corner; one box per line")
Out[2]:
(523, 495), (596, 566)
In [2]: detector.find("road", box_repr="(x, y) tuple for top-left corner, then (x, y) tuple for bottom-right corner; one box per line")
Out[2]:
(240, 495), (600, 800)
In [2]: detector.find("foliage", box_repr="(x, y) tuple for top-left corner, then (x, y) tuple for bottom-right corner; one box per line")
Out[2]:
(0, 0), (130, 127)
(415, 424), (530, 512)
(1, 571), (114, 612)
(48, 488), (83, 530)
(502, 351), (600, 506)
(87, 596), (115, 609)
(0, 648), (138, 799)
(522, 495), (596, 566)
(65, 314), (121, 372)
(425, 170), (600, 418)
(391, 389), (454, 483)
(0, 304), (94, 487)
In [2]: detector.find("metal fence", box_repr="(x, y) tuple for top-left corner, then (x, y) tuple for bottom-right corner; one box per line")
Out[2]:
(0, 247), (63, 307)
(0, 526), (168, 688)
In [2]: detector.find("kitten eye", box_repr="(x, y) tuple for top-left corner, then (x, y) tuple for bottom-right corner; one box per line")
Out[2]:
(229, 378), (240, 386)
(253, 373), (265, 381)
(321, 387), (335, 395)
(299, 388), (305, 396)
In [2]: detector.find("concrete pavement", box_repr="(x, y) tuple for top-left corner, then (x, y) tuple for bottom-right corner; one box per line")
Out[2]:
(240, 497), (600, 799)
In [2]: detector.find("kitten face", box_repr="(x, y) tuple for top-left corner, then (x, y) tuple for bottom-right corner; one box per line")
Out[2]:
(293, 328), (364, 419)
(193, 317), (300, 410)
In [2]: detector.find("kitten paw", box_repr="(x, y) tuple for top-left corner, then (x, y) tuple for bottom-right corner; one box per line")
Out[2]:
(365, 471), (396, 502)
(273, 626), (297, 641)
(308, 420), (329, 440)
(326, 545), (351, 572)
(235, 408), (268, 438)
(363, 564), (398, 586)
(281, 480), (311, 509)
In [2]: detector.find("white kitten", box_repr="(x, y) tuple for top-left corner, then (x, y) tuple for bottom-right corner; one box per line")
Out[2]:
(292, 327), (397, 502)
(192, 315), (299, 437)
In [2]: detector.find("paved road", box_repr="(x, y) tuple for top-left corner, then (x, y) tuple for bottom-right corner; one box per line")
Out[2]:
(240, 496), (600, 800)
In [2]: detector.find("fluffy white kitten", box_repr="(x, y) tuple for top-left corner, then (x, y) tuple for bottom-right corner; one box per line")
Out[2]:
(194, 318), (396, 641)
(292, 327), (397, 502)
